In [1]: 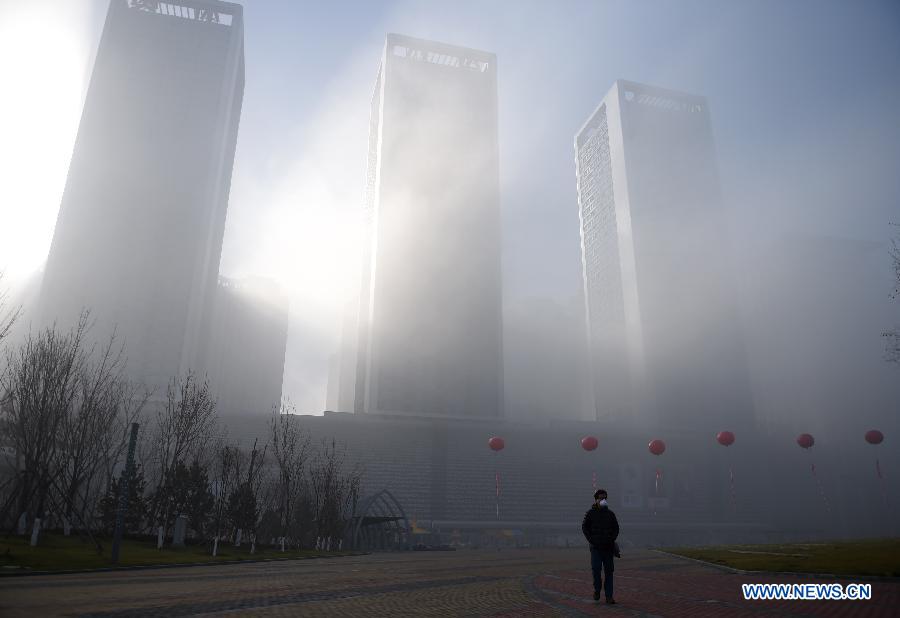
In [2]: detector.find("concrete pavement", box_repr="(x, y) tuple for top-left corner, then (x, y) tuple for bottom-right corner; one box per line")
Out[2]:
(0, 548), (896, 616)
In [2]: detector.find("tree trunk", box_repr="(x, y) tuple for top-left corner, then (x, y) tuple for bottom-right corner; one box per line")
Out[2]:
(30, 518), (41, 546)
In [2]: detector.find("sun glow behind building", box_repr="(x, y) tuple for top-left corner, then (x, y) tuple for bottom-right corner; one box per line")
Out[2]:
(0, 3), (94, 283)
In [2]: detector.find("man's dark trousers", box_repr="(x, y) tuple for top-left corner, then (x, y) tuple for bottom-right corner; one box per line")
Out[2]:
(590, 546), (614, 599)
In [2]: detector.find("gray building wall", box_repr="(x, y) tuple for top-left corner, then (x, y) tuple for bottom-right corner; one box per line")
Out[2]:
(222, 410), (896, 545)
(576, 80), (753, 430)
(39, 0), (244, 399)
(353, 34), (503, 420)
(289, 413), (877, 546)
(281, 412), (898, 546)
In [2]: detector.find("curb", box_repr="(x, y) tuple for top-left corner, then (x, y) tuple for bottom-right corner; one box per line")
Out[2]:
(0, 551), (370, 578)
(653, 549), (899, 582)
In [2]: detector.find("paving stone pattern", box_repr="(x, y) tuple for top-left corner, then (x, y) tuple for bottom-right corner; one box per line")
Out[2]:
(0, 549), (896, 616)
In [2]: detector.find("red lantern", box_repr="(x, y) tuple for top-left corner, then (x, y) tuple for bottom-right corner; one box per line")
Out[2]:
(648, 439), (666, 456)
(716, 431), (735, 447)
(796, 433), (814, 449)
(865, 430), (884, 445)
(581, 436), (598, 451)
(488, 436), (505, 451)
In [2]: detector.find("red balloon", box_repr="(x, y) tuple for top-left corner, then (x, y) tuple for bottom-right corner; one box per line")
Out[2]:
(716, 431), (735, 447)
(865, 430), (884, 445)
(796, 433), (815, 449)
(648, 439), (666, 456)
(581, 436), (598, 451)
(488, 436), (505, 451)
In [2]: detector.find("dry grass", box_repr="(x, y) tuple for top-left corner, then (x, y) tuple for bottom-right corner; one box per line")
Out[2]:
(666, 538), (900, 577)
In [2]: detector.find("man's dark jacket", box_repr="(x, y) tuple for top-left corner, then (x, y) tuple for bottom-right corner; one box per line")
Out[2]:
(582, 504), (619, 551)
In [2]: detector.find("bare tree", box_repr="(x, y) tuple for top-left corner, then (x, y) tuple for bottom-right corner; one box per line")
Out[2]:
(228, 438), (267, 545)
(57, 332), (148, 534)
(0, 312), (149, 545)
(147, 371), (216, 537)
(209, 438), (243, 545)
(308, 438), (361, 543)
(267, 401), (310, 548)
(205, 435), (267, 548)
(0, 316), (87, 535)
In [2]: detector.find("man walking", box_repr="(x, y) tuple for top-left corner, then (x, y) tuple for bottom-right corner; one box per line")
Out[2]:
(581, 488), (619, 604)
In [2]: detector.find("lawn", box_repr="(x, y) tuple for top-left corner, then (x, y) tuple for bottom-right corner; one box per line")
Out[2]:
(0, 533), (361, 574)
(666, 538), (900, 578)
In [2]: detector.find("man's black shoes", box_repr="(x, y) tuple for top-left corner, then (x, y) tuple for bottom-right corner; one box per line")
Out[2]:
(606, 598), (617, 605)
(593, 591), (601, 601)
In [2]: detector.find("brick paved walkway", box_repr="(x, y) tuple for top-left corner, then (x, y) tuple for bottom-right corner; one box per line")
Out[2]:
(0, 548), (896, 616)
(530, 550), (900, 617)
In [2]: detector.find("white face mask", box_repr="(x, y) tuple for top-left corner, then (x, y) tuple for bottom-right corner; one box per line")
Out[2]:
(598, 499), (608, 507)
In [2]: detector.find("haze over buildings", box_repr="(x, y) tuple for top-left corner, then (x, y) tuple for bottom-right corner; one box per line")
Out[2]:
(575, 80), (753, 429)
(347, 34), (504, 419)
(0, 0), (897, 434)
(38, 0), (245, 398)
(0, 0), (897, 547)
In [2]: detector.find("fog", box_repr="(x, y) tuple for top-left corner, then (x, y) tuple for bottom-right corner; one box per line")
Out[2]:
(0, 0), (898, 441)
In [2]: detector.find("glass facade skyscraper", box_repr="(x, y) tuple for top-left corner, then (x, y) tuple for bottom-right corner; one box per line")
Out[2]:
(576, 80), (753, 428)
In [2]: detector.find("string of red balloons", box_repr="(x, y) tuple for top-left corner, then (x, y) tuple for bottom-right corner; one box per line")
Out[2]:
(487, 429), (887, 515)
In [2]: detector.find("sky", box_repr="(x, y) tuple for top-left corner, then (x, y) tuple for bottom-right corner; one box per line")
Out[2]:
(0, 0), (898, 425)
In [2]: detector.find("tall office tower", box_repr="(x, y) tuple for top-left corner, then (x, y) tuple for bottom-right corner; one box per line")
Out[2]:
(40, 0), (244, 398)
(353, 34), (503, 418)
(575, 80), (753, 428)
(206, 277), (288, 420)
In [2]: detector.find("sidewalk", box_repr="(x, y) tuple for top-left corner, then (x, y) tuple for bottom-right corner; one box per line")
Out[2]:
(528, 549), (900, 617)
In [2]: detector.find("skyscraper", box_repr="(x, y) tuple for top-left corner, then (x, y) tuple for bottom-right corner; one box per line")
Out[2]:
(40, 0), (244, 397)
(206, 277), (288, 420)
(352, 34), (503, 418)
(575, 80), (752, 428)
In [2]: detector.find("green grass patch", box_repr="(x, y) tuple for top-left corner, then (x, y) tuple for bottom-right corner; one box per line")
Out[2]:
(0, 533), (359, 574)
(666, 538), (900, 578)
